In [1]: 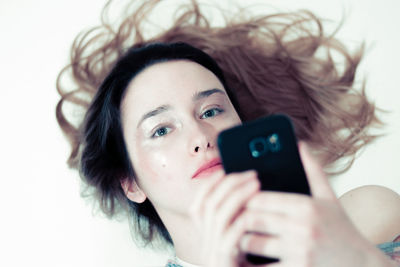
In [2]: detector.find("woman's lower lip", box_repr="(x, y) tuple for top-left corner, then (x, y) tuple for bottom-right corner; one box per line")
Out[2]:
(193, 164), (223, 178)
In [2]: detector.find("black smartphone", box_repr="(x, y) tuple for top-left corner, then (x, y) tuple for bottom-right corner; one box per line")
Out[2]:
(217, 114), (311, 265)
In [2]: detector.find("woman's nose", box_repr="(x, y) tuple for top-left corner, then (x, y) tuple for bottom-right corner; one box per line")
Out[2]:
(189, 123), (215, 155)
(194, 142), (211, 153)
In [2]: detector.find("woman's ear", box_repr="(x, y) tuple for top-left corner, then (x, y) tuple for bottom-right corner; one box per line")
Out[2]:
(120, 178), (147, 203)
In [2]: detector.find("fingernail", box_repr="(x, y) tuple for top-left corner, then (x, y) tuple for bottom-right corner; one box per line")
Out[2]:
(244, 170), (257, 178)
(240, 235), (249, 250)
(245, 178), (259, 192)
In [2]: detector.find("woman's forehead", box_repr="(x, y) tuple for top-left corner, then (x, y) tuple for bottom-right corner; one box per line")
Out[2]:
(121, 60), (225, 121)
(121, 60), (226, 113)
(130, 60), (223, 91)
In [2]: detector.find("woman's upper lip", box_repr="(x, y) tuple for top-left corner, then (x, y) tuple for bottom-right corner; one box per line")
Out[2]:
(192, 158), (223, 178)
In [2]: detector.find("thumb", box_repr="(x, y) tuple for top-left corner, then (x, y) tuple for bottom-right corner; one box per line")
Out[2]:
(298, 141), (336, 200)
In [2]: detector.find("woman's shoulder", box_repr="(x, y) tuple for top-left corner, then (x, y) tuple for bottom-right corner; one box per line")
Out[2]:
(339, 185), (400, 244)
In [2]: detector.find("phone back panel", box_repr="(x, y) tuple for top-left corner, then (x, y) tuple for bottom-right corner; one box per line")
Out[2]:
(218, 114), (310, 195)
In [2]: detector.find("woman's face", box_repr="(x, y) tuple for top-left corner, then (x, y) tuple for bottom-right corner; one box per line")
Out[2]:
(120, 60), (241, 218)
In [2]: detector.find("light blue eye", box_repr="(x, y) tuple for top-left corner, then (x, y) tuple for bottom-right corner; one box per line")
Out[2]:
(201, 108), (223, 119)
(152, 127), (171, 138)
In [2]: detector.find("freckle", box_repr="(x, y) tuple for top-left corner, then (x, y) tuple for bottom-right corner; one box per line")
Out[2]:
(162, 164), (166, 168)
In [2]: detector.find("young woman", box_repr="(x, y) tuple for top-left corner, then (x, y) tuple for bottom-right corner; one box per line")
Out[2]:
(56, 1), (400, 266)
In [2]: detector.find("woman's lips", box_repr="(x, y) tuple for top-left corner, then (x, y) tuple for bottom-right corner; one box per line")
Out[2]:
(192, 158), (223, 179)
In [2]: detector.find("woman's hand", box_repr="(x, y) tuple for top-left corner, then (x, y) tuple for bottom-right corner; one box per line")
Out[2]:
(239, 142), (396, 267)
(189, 169), (260, 267)
(190, 142), (396, 267)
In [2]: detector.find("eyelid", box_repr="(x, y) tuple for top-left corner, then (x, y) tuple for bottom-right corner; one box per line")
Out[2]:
(150, 124), (174, 138)
(200, 103), (222, 113)
(200, 106), (224, 119)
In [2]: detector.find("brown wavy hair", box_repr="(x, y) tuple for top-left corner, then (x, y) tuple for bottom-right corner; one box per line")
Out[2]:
(56, 0), (382, 247)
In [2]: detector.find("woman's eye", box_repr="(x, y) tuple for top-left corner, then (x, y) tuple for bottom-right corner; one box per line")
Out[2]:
(152, 126), (172, 138)
(201, 108), (223, 119)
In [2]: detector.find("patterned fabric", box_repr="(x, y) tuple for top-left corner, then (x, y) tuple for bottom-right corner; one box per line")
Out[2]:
(165, 260), (183, 267)
(377, 235), (400, 264)
(165, 237), (400, 267)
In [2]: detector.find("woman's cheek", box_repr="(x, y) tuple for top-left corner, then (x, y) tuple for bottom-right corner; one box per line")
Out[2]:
(137, 140), (180, 183)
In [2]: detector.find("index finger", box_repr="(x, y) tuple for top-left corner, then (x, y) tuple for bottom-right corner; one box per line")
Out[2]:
(189, 169), (225, 218)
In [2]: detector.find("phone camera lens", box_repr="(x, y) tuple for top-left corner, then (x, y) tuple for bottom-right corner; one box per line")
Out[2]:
(249, 137), (267, 158)
(268, 133), (281, 152)
(249, 134), (281, 157)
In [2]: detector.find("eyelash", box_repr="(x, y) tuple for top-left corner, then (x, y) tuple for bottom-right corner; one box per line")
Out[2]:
(151, 125), (172, 138)
(150, 107), (224, 138)
(200, 107), (224, 119)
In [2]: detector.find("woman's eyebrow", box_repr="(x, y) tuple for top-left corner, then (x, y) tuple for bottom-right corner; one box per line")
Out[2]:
(192, 88), (226, 101)
(136, 89), (225, 128)
(137, 105), (171, 128)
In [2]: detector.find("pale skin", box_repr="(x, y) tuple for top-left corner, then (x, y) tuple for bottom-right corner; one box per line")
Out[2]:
(120, 60), (400, 267)
(340, 185), (400, 245)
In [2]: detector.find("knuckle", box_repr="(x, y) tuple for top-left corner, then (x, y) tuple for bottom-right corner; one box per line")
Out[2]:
(247, 193), (263, 208)
(243, 212), (257, 228)
(309, 224), (321, 240)
(301, 220), (321, 241)
(250, 217), (265, 231)
(301, 199), (319, 218)
(233, 214), (246, 230)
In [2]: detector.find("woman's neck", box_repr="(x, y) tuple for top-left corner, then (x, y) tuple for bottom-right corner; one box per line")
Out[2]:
(156, 209), (204, 265)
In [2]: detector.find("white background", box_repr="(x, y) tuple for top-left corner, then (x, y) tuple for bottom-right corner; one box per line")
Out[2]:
(0, 0), (399, 266)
